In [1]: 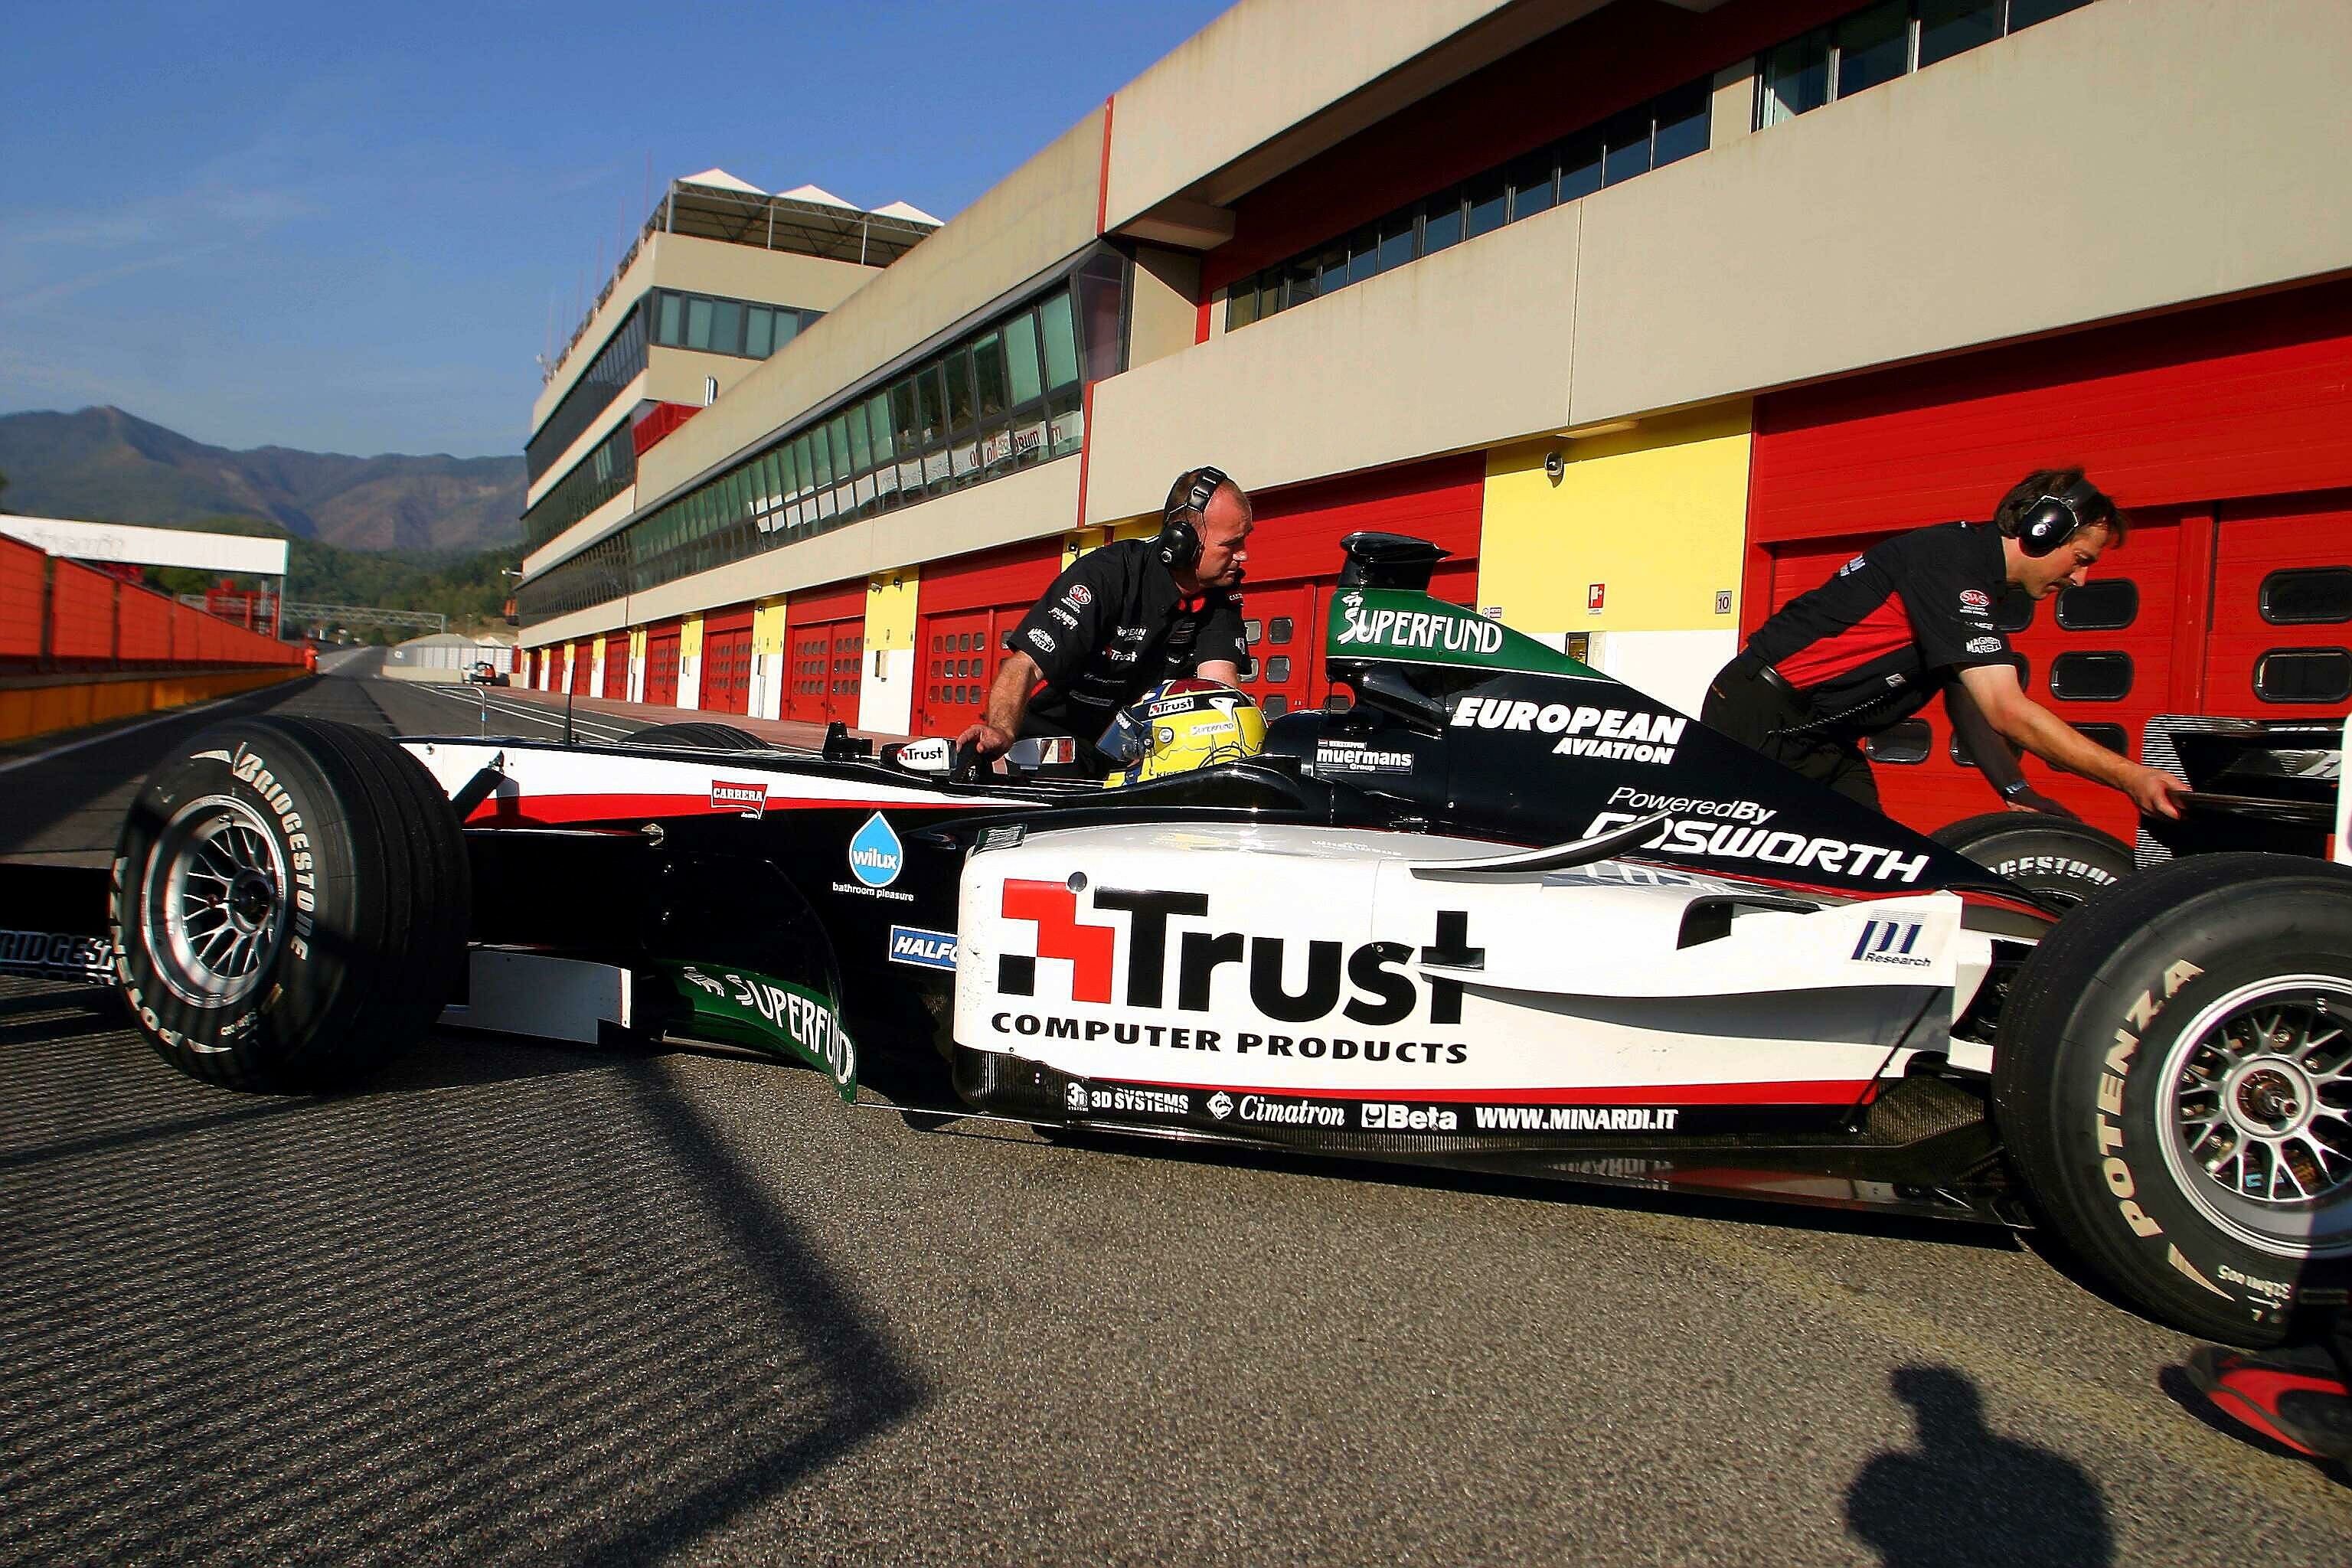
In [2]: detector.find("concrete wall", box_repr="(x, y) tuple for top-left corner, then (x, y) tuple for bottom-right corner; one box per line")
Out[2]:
(629, 113), (1107, 520)
(1084, 194), (1585, 524)
(1100, 0), (1589, 227)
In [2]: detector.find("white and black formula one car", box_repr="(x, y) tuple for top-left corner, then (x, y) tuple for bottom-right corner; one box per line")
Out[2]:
(5, 534), (2347, 1346)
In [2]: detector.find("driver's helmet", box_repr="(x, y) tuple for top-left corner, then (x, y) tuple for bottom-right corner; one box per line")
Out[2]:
(1099, 679), (1266, 786)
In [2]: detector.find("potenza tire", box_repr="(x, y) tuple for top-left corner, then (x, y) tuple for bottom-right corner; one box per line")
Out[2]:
(1932, 812), (2134, 910)
(111, 717), (470, 1093)
(627, 722), (769, 751)
(1994, 852), (2352, 1344)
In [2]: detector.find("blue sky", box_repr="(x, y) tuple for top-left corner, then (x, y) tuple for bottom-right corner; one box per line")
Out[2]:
(0, 0), (1231, 459)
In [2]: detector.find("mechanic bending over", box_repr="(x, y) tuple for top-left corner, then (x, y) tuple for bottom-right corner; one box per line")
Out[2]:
(1702, 467), (2189, 822)
(957, 466), (1252, 765)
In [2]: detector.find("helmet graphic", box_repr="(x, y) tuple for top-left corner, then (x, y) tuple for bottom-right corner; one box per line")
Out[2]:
(1099, 678), (1266, 786)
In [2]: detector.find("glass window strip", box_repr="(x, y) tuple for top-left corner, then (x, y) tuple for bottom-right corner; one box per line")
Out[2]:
(518, 279), (1115, 626)
(1224, 73), (1708, 334)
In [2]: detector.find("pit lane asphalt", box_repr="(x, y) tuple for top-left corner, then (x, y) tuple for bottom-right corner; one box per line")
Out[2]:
(2, 663), (2344, 1565)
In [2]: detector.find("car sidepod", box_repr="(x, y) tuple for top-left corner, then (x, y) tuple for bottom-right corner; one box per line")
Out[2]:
(951, 822), (1995, 1155)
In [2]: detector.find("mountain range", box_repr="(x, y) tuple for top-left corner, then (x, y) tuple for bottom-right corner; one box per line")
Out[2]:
(0, 407), (524, 554)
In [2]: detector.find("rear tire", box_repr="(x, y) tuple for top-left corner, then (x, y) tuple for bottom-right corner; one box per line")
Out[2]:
(1932, 812), (2133, 909)
(1994, 853), (2352, 1343)
(110, 717), (469, 1093)
(627, 722), (769, 751)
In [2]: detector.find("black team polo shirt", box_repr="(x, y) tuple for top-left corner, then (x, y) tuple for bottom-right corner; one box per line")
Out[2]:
(1743, 521), (2022, 737)
(1009, 537), (1247, 742)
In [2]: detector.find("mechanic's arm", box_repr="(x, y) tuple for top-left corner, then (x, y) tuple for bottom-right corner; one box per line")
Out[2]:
(1942, 677), (2078, 818)
(1956, 662), (2188, 819)
(959, 652), (1042, 757)
(1194, 659), (1241, 686)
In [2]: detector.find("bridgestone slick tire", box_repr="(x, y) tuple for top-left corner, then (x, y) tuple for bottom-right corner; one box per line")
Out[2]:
(111, 716), (469, 1093)
(627, 721), (769, 751)
(1932, 812), (2134, 910)
(1994, 853), (2352, 1344)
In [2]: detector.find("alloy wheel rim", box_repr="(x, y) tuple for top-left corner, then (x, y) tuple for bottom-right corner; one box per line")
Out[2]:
(2158, 976), (2352, 1259)
(147, 795), (289, 1009)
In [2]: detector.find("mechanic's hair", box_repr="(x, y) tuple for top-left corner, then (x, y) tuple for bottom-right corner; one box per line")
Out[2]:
(1162, 467), (1246, 523)
(1992, 466), (2125, 546)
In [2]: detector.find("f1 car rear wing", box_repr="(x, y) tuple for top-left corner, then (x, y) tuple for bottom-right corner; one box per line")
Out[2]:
(2137, 712), (2350, 867)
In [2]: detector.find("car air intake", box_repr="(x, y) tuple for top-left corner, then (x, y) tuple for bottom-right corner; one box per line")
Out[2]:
(1338, 532), (1452, 592)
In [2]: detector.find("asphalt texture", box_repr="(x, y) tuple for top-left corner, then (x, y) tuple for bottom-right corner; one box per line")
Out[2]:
(2, 661), (2346, 1565)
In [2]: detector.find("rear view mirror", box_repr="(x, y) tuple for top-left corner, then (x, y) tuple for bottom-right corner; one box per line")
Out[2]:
(1004, 736), (1076, 772)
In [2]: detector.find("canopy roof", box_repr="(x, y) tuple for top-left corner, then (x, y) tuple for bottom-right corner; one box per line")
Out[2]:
(655, 176), (940, 266)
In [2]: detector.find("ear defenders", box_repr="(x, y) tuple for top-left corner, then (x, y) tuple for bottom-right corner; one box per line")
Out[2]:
(1157, 466), (1230, 571)
(2007, 476), (2108, 557)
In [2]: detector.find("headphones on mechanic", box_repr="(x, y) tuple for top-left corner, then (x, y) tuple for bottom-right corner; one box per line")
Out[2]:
(2003, 475), (2109, 557)
(1156, 466), (1231, 571)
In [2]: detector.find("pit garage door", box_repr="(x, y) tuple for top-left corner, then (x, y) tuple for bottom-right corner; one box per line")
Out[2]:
(912, 537), (1060, 739)
(602, 637), (629, 700)
(644, 624), (682, 707)
(786, 578), (866, 728)
(698, 608), (753, 715)
(1748, 281), (2352, 844)
(2200, 491), (2352, 718)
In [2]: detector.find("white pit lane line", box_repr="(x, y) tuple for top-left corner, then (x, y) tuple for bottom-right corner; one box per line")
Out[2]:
(414, 683), (641, 741)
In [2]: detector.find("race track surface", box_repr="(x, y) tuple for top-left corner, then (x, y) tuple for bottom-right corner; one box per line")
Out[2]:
(2, 663), (2345, 1564)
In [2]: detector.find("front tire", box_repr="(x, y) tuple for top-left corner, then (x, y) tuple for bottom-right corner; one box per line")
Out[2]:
(111, 717), (469, 1092)
(1933, 812), (2134, 910)
(1994, 853), (2352, 1343)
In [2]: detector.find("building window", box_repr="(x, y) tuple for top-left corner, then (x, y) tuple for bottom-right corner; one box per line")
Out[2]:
(1861, 719), (1932, 763)
(2047, 650), (2132, 701)
(1756, 0), (2098, 130)
(519, 261), (1128, 626)
(2072, 722), (2129, 754)
(527, 297), (650, 485)
(2261, 567), (2352, 626)
(1223, 74), (1710, 334)
(2054, 578), (2137, 630)
(2256, 648), (2352, 704)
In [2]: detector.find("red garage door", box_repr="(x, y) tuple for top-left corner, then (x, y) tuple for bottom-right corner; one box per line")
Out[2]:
(913, 537), (1061, 739)
(1240, 456), (1484, 717)
(603, 636), (629, 700)
(787, 578), (866, 727)
(644, 624), (682, 707)
(698, 607), (753, 715)
(1748, 280), (2352, 844)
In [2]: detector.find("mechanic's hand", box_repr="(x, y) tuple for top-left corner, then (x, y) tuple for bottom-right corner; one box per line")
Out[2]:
(2005, 788), (2082, 821)
(2126, 763), (2191, 821)
(956, 721), (1013, 759)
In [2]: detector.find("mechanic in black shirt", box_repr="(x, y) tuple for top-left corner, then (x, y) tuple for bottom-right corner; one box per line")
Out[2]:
(1703, 468), (2187, 819)
(957, 466), (1251, 763)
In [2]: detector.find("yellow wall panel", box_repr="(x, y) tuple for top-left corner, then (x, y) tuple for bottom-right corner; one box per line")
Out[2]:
(1476, 403), (1753, 635)
(751, 599), (789, 655)
(864, 567), (919, 652)
(679, 614), (703, 658)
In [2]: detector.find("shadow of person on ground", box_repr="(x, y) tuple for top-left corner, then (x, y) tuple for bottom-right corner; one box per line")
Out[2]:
(1845, 1364), (2112, 1567)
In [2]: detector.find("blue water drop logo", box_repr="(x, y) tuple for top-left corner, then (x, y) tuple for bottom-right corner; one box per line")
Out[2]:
(848, 812), (904, 888)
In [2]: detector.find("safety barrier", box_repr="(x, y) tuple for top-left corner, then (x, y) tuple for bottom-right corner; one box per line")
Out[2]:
(0, 534), (304, 674)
